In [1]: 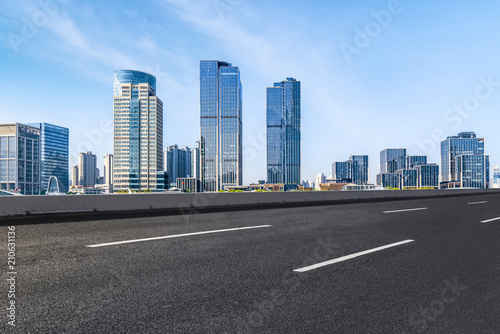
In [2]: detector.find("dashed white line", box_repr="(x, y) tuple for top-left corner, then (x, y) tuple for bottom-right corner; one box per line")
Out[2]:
(86, 225), (272, 248)
(293, 239), (415, 272)
(383, 208), (428, 214)
(468, 201), (488, 205)
(480, 217), (500, 224)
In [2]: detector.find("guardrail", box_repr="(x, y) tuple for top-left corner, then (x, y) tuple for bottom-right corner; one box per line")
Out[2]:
(1, 189), (500, 219)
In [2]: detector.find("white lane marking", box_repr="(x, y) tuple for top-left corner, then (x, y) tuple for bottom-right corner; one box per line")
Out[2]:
(293, 239), (415, 273)
(480, 217), (500, 224)
(383, 208), (428, 214)
(86, 225), (272, 248)
(468, 201), (488, 205)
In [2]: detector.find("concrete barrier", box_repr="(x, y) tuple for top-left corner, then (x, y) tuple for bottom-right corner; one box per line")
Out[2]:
(1, 189), (500, 219)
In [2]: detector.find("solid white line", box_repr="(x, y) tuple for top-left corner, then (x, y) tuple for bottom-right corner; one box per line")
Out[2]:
(480, 217), (500, 223)
(383, 208), (428, 214)
(293, 239), (415, 272)
(468, 201), (488, 205)
(86, 225), (272, 248)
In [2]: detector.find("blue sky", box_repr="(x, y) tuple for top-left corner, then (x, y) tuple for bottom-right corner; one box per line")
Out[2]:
(1, 0), (499, 184)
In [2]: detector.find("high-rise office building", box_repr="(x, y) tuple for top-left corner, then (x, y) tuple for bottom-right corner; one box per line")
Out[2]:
(78, 151), (97, 187)
(113, 70), (164, 191)
(200, 60), (242, 191)
(267, 78), (301, 185)
(350, 155), (369, 185)
(416, 164), (440, 189)
(332, 161), (352, 183)
(333, 155), (369, 185)
(406, 155), (427, 169)
(380, 148), (407, 173)
(493, 166), (500, 189)
(0, 123), (41, 195)
(103, 154), (114, 191)
(441, 132), (489, 188)
(28, 123), (69, 193)
(377, 148), (407, 188)
(191, 140), (201, 181)
(72, 165), (79, 186)
(455, 155), (490, 189)
(164, 145), (191, 188)
(397, 168), (419, 189)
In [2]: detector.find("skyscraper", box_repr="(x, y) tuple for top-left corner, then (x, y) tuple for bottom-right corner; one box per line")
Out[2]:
(332, 161), (352, 183)
(200, 60), (242, 191)
(441, 132), (489, 188)
(113, 70), (164, 191)
(103, 154), (114, 191)
(333, 155), (369, 185)
(406, 155), (427, 169)
(377, 148), (407, 188)
(0, 123), (41, 195)
(164, 145), (191, 188)
(28, 123), (69, 193)
(350, 155), (369, 185)
(416, 164), (439, 189)
(72, 165), (79, 187)
(266, 78), (301, 185)
(380, 148), (407, 173)
(191, 140), (201, 181)
(78, 152), (97, 187)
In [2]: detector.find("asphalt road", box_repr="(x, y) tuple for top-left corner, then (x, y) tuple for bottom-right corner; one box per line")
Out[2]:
(1, 193), (500, 333)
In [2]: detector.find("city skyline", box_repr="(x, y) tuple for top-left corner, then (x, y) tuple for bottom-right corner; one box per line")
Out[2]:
(2, 1), (500, 184)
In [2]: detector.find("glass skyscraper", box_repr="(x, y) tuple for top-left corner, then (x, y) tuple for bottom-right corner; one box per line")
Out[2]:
(441, 132), (489, 188)
(29, 123), (69, 193)
(113, 70), (164, 191)
(456, 155), (490, 189)
(0, 123), (41, 195)
(406, 155), (427, 169)
(416, 164), (440, 189)
(332, 155), (369, 185)
(200, 60), (242, 191)
(380, 148), (407, 173)
(332, 161), (352, 183)
(350, 155), (369, 185)
(164, 145), (191, 188)
(267, 78), (301, 185)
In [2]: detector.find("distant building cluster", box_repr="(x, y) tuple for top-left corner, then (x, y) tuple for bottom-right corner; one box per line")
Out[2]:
(1, 63), (497, 195)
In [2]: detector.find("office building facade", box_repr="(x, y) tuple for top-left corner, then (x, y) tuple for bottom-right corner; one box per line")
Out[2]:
(78, 151), (97, 187)
(0, 123), (41, 195)
(332, 161), (352, 183)
(493, 166), (500, 189)
(376, 173), (400, 189)
(103, 154), (114, 191)
(28, 123), (69, 193)
(455, 155), (490, 189)
(406, 155), (427, 169)
(441, 132), (489, 188)
(397, 168), (418, 189)
(416, 164), (440, 189)
(72, 165), (79, 187)
(200, 60), (242, 191)
(267, 78), (301, 185)
(380, 148), (407, 173)
(113, 70), (164, 191)
(164, 145), (191, 188)
(191, 140), (201, 181)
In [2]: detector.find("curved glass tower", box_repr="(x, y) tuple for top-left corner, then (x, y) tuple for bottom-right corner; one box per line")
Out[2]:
(113, 70), (164, 191)
(113, 70), (156, 97)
